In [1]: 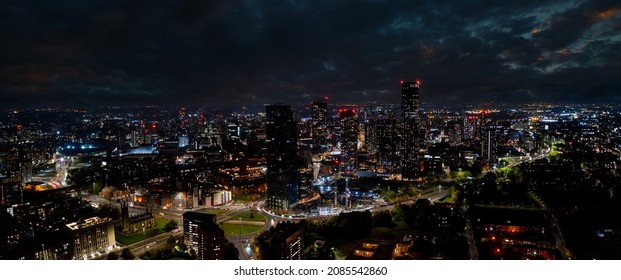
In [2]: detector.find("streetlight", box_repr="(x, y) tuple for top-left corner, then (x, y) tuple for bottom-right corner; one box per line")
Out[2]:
(239, 217), (243, 244)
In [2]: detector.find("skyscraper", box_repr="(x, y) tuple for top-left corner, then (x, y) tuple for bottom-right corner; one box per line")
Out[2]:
(311, 98), (328, 149)
(265, 104), (299, 210)
(1, 144), (29, 183)
(401, 80), (423, 180)
(182, 212), (225, 260)
(481, 124), (500, 166)
(376, 118), (398, 168)
(338, 108), (359, 160)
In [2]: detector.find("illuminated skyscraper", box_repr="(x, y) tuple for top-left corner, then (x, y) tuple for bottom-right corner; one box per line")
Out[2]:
(265, 104), (299, 210)
(311, 98), (328, 149)
(338, 109), (359, 159)
(376, 118), (398, 168)
(481, 124), (501, 166)
(401, 80), (423, 180)
(183, 212), (225, 260)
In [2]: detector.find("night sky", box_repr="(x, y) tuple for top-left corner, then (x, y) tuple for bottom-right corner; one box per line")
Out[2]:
(1, 0), (620, 109)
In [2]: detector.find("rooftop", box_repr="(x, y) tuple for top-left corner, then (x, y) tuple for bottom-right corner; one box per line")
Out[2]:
(66, 217), (110, 231)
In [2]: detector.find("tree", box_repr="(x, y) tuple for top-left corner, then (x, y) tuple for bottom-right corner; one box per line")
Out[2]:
(451, 189), (462, 204)
(373, 210), (396, 228)
(507, 166), (523, 184)
(380, 189), (397, 203)
(446, 185), (463, 205)
(224, 241), (240, 260)
(337, 211), (373, 239)
(403, 199), (431, 229)
(409, 239), (433, 258)
(163, 220), (178, 232)
(402, 187), (415, 197)
(140, 250), (154, 260)
(106, 252), (119, 260)
(91, 181), (104, 195)
(121, 248), (135, 260)
(392, 204), (409, 222)
(470, 159), (484, 176)
(253, 230), (273, 260)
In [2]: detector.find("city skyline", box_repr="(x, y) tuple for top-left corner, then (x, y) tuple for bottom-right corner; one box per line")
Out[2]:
(1, 0), (620, 109)
(3, 89), (621, 260)
(3, 0), (621, 264)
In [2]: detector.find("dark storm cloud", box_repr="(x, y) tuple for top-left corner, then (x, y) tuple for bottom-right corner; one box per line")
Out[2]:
(0, 0), (620, 109)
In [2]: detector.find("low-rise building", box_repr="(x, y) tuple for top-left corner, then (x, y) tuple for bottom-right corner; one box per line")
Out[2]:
(65, 217), (115, 260)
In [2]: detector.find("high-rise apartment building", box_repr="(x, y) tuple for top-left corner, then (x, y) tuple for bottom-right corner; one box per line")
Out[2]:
(376, 118), (398, 168)
(338, 109), (359, 159)
(401, 81), (423, 180)
(265, 104), (299, 210)
(481, 125), (501, 166)
(183, 212), (225, 260)
(0, 144), (30, 183)
(311, 98), (328, 149)
(272, 222), (304, 260)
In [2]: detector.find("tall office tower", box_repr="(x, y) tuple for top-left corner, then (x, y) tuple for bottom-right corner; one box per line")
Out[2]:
(197, 108), (205, 132)
(376, 118), (398, 168)
(465, 112), (487, 140)
(0, 181), (21, 205)
(401, 80), (423, 180)
(481, 125), (500, 166)
(130, 131), (139, 147)
(1, 145), (16, 181)
(445, 120), (465, 144)
(338, 109), (359, 159)
(311, 98), (328, 149)
(265, 104), (299, 210)
(362, 113), (377, 154)
(1, 145), (30, 183)
(182, 212), (225, 260)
